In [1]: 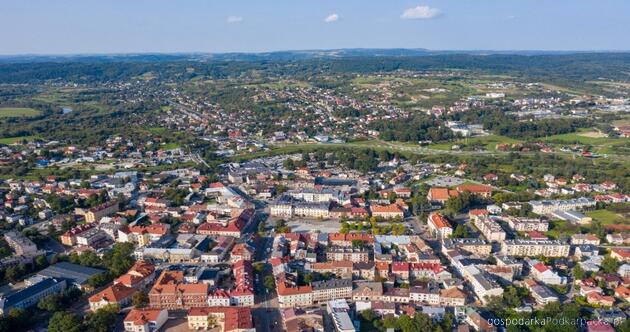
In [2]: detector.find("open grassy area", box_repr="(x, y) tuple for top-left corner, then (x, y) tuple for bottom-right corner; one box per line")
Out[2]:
(586, 209), (625, 224)
(0, 107), (41, 118)
(160, 143), (181, 150)
(542, 130), (623, 146)
(429, 135), (521, 151)
(0, 135), (39, 144)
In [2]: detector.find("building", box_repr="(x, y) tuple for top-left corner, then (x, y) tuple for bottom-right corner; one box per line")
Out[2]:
(327, 299), (356, 332)
(439, 287), (467, 306)
(352, 282), (383, 302)
(427, 212), (452, 239)
(89, 283), (135, 311)
(504, 217), (549, 232)
(456, 184), (493, 198)
(276, 283), (313, 308)
(410, 281), (440, 305)
(326, 247), (370, 263)
(524, 279), (558, 306)
(370, 204), (404, 219)
(571, 234), (601, 246)
(114, 260), (156, 289)
(0, 278), (66, 315)
(187, 307), (255, 332)
(529, 260), (566, 285)
(3, 230), (38, 256)
(312, 279), (352, 304)
(123, 308), (168, 332)
(309, 261), (354, 279)
(60, 223), (96, 246)
(84, 200), (119, 223)
(148, 271), (209, 310)
(37, 262), (105, 290)
(427, 187), (459, 205)
(501, 239), (570, 257)
(528, 198), (595, 215)
(473, 216), (506, 242)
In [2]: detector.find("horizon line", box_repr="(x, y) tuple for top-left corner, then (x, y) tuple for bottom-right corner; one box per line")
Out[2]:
(2, 47), (630, 58)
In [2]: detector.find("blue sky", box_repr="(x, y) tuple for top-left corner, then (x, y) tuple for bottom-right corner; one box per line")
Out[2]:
(1, 0), (629, 55)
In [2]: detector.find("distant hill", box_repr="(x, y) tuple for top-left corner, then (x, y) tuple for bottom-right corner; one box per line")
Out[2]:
(0, 48), (621, 63)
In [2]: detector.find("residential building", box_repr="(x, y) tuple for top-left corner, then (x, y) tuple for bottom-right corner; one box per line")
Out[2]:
(123, 308), (168, 332)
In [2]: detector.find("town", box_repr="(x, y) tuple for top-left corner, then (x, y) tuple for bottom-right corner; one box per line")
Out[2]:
(0, 44), (630, 332)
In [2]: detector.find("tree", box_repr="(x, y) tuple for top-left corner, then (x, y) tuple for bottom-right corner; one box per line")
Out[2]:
(84, 305), (119, 332)
(572, 264), (586, 280)
(132, 291), (148, 308)
(102, 242), (135, 277)
(451, 224), (470, 238)
(263, 275), (275, 290)
(37, 294), (62, 312)
(601, 255), (619, 274)
(87, 272), (113, 288)
(48, 312), (82, 332)
(503, 286), (522, 308)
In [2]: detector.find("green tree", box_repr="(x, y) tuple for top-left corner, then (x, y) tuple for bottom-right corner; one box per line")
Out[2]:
(451, 224), (470, 238)
(263, 275), (275, 290)
(572, 264), (586, 280)
(48, 312), (82, 332)
(37, 294), (62, 312)
(84, 305), (119, 332)
(601, 255), (619, 274)
(132, 291), (148, 308)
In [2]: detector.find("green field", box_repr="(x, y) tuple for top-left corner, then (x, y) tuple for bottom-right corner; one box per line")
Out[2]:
(0, 107), (41, 118)
(542, 130), (629, 155)
(429, 135), (521, 151)
(0, 136), (39, 144)
(586, 209), (625, 224)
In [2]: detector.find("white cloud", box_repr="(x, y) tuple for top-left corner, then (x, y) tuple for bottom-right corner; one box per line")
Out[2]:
(324, 13), (339, 23)
(401, 5), (440, 20)
(226, 16), (243, 24)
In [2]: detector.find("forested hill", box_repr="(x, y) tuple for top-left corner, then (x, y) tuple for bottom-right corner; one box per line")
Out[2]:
(1, 52), (630, 83)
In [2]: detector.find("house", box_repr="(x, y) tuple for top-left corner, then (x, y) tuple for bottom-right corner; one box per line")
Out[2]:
(611, 249), (630, 262)
(614, 285), (630, 302)
(427, 212), (452, 239)
(123, 308), (168, 332)
(427, 187), (459, 205)
(370, 204), (404, 219)
(114, 260), (156, 289)
(276, 283), (313, 308)
(523, 279), (558, 306)
(89, 283), (135, 312)
(439, 287), (467, 306)
(187, 307), (255, 332)
(456, 184), (493, 198)
(586, 292), (614, 307)
(529, 260), (566, 285)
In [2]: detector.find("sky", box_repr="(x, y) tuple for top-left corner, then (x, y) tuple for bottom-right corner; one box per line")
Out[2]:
(1, 0), (629, 55)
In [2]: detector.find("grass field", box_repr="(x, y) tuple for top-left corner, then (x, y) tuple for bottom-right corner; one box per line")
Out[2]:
(0, 136), (39, 144)
(429, 135), (521, 151)
(0, 107), (41, 118)
(585, 209), (625, 224)
(542, 130), (622, 146)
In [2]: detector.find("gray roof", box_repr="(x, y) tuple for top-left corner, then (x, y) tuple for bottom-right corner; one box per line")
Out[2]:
(312, 278), (352, 291)
(3, 278), (65, 309)
(37, 262), (105, 285)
